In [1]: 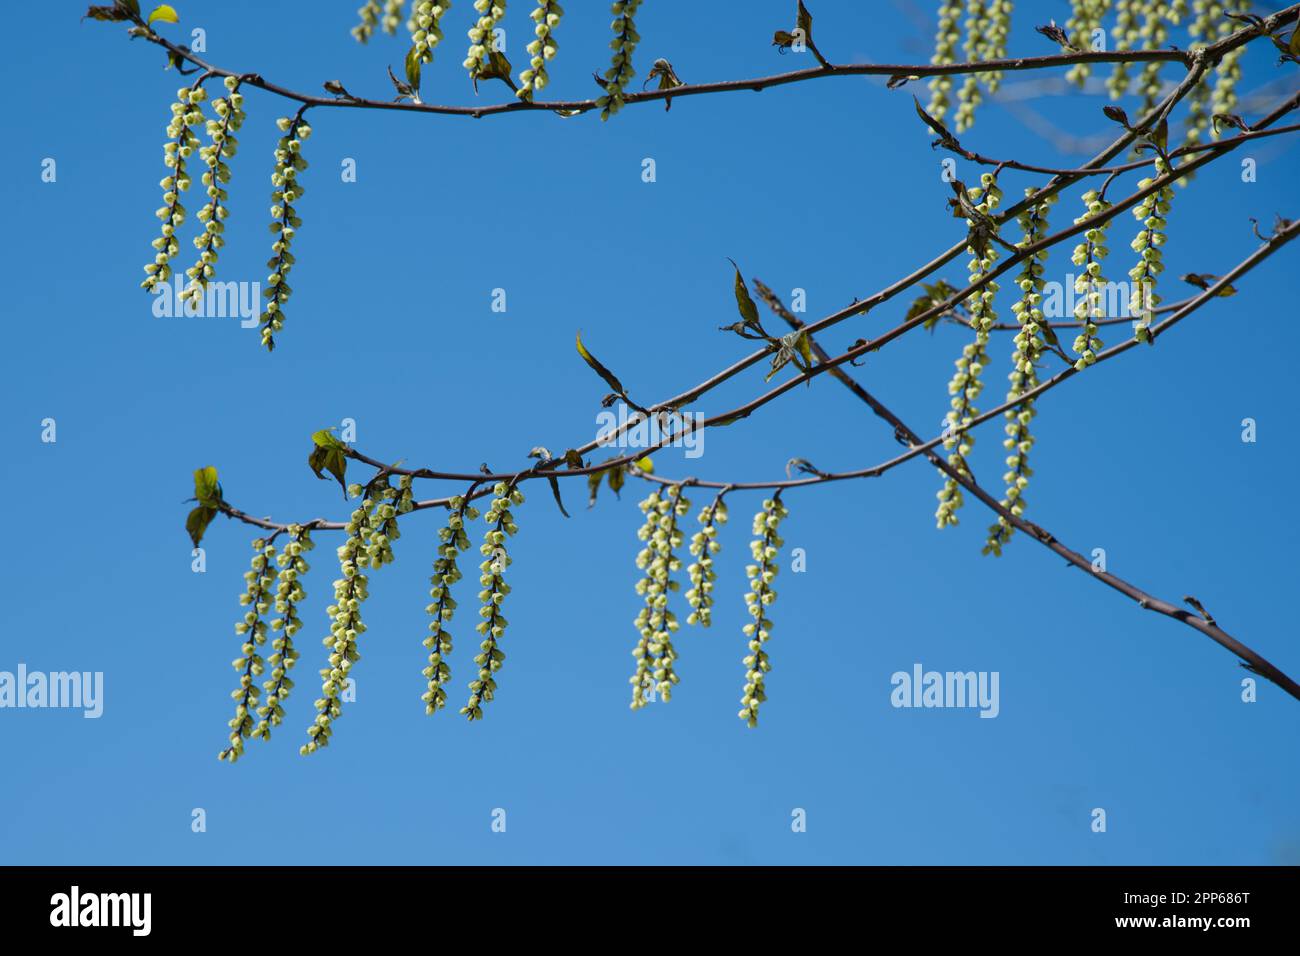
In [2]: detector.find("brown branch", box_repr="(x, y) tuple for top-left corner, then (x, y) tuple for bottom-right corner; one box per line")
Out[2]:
(768, 294), (1300, 704)
(124, 27), (1201, 120)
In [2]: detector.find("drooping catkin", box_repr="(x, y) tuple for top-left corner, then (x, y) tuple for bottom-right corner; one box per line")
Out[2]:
(219, 537), (277, 762)
(629, 485), (689, 707)
(937, 174), (1003, 528)
(252, 525), (313, 741)
(261, 114), (313, 351)
(143, 84), (205, 293)
(685, 496), (727, 627)
(738, 496), (788, 728)
(986, 190), (1056, 555)
(462, 482), (524, 719)
(423, 494), (479, 715)
(181, 77), (245, 306)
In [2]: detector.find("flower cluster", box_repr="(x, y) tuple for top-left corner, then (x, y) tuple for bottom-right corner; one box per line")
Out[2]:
(219, 537), (277, 763)
(424, 494), (479, 715)
(596, 0), (643, 120)
(954, 0), (993, 133)
(360, 475), (410, 568)
(1107, 0), (1144, 99)
(739, 496), (788, 728)
(629, 486), (689, 707)
(937, 174), (1002, 529)
(1135, 1), (1172, 114)
(409, 1), (452, 66)
(685, 496), (727, 627)
(143, 85), (205, 293)
(925, 0), (964, 123)
(252, 525), (314, 741)
(463, 482), (523, 720)
(260, 114), (312, 351)
(981, 0), (1011, 95)
(464, 0), (508, 79)
(518, 0), (563, 101)
(352, 1), (383, 42)
(1183, 1), (1230, 149)
(986, 189), (1055, 555)
(302, 496), (375, 755)
(1209, 37), (1245, 139)
(1128, 158), (1174, 343)
(181, 77), (245, 304)
(1069, 189), (1113, 367)
(1064, 0), (1111, 87)
(383, 0), (408, 33)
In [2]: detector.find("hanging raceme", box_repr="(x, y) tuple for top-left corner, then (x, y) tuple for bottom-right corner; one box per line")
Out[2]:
(1107, 0), (1143, 98)
(464, 0), (508, 80)
(685, 495), (728, 628)
(1135, 0), (1173, 114)
(936, 173), (1003, 529)
(181, 76), (245, 304)
(926, 0), (964, 124)
(739, 496), (788, 728)
(596, 0), (643, 120)
(1064, 0), (1112, 88)
(986, 190), (1056, 556)
(1209, 4), (1248, 133)
(423, 493), (479, 715)
(407, 0), (453, 67)
(303, 490), (377, 755)
(954, 0), (991, 133)
(383, 0), (407, 34)
(1184, 1), (1228, 149)
(981, 0), (1012, 95)
(218, 537), (277, 763)
(251, 524), (313, 742)
(261, 112), (312, 351)
(629, 485), (689, 708)
(352, 1), (384, 42)
(142, 82), (205, 293)
(463, 482), (524, 720)
(1070, 189), (1113, 367)
(1129, 156), (1175, 342)
(518, 0), (563, 101)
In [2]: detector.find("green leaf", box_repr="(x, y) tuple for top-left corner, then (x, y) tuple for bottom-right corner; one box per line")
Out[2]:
(147, 4), (178, 25)
(308, 445), (348, 497)
(606, 464), (625, 498)
(186, 505), (216, 547)
(546, 475), (570, 518)
(575, 331), (627, 397)
(84, 3), (135, 22)
(193, 465), (221, 506)
(914, 95), (959, 148)
(728, 258), (761, 329)
(311, 428), (348, 450)
(633, 456), (654, 474)
(710, 411), (750, 428)
(796, 0), (813, 36)
(308, 430), (349, 496)
(404, 45), (423, 92)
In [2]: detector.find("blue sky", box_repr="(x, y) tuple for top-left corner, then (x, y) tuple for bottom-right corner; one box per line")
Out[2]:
(1, 1), (1297, 865)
